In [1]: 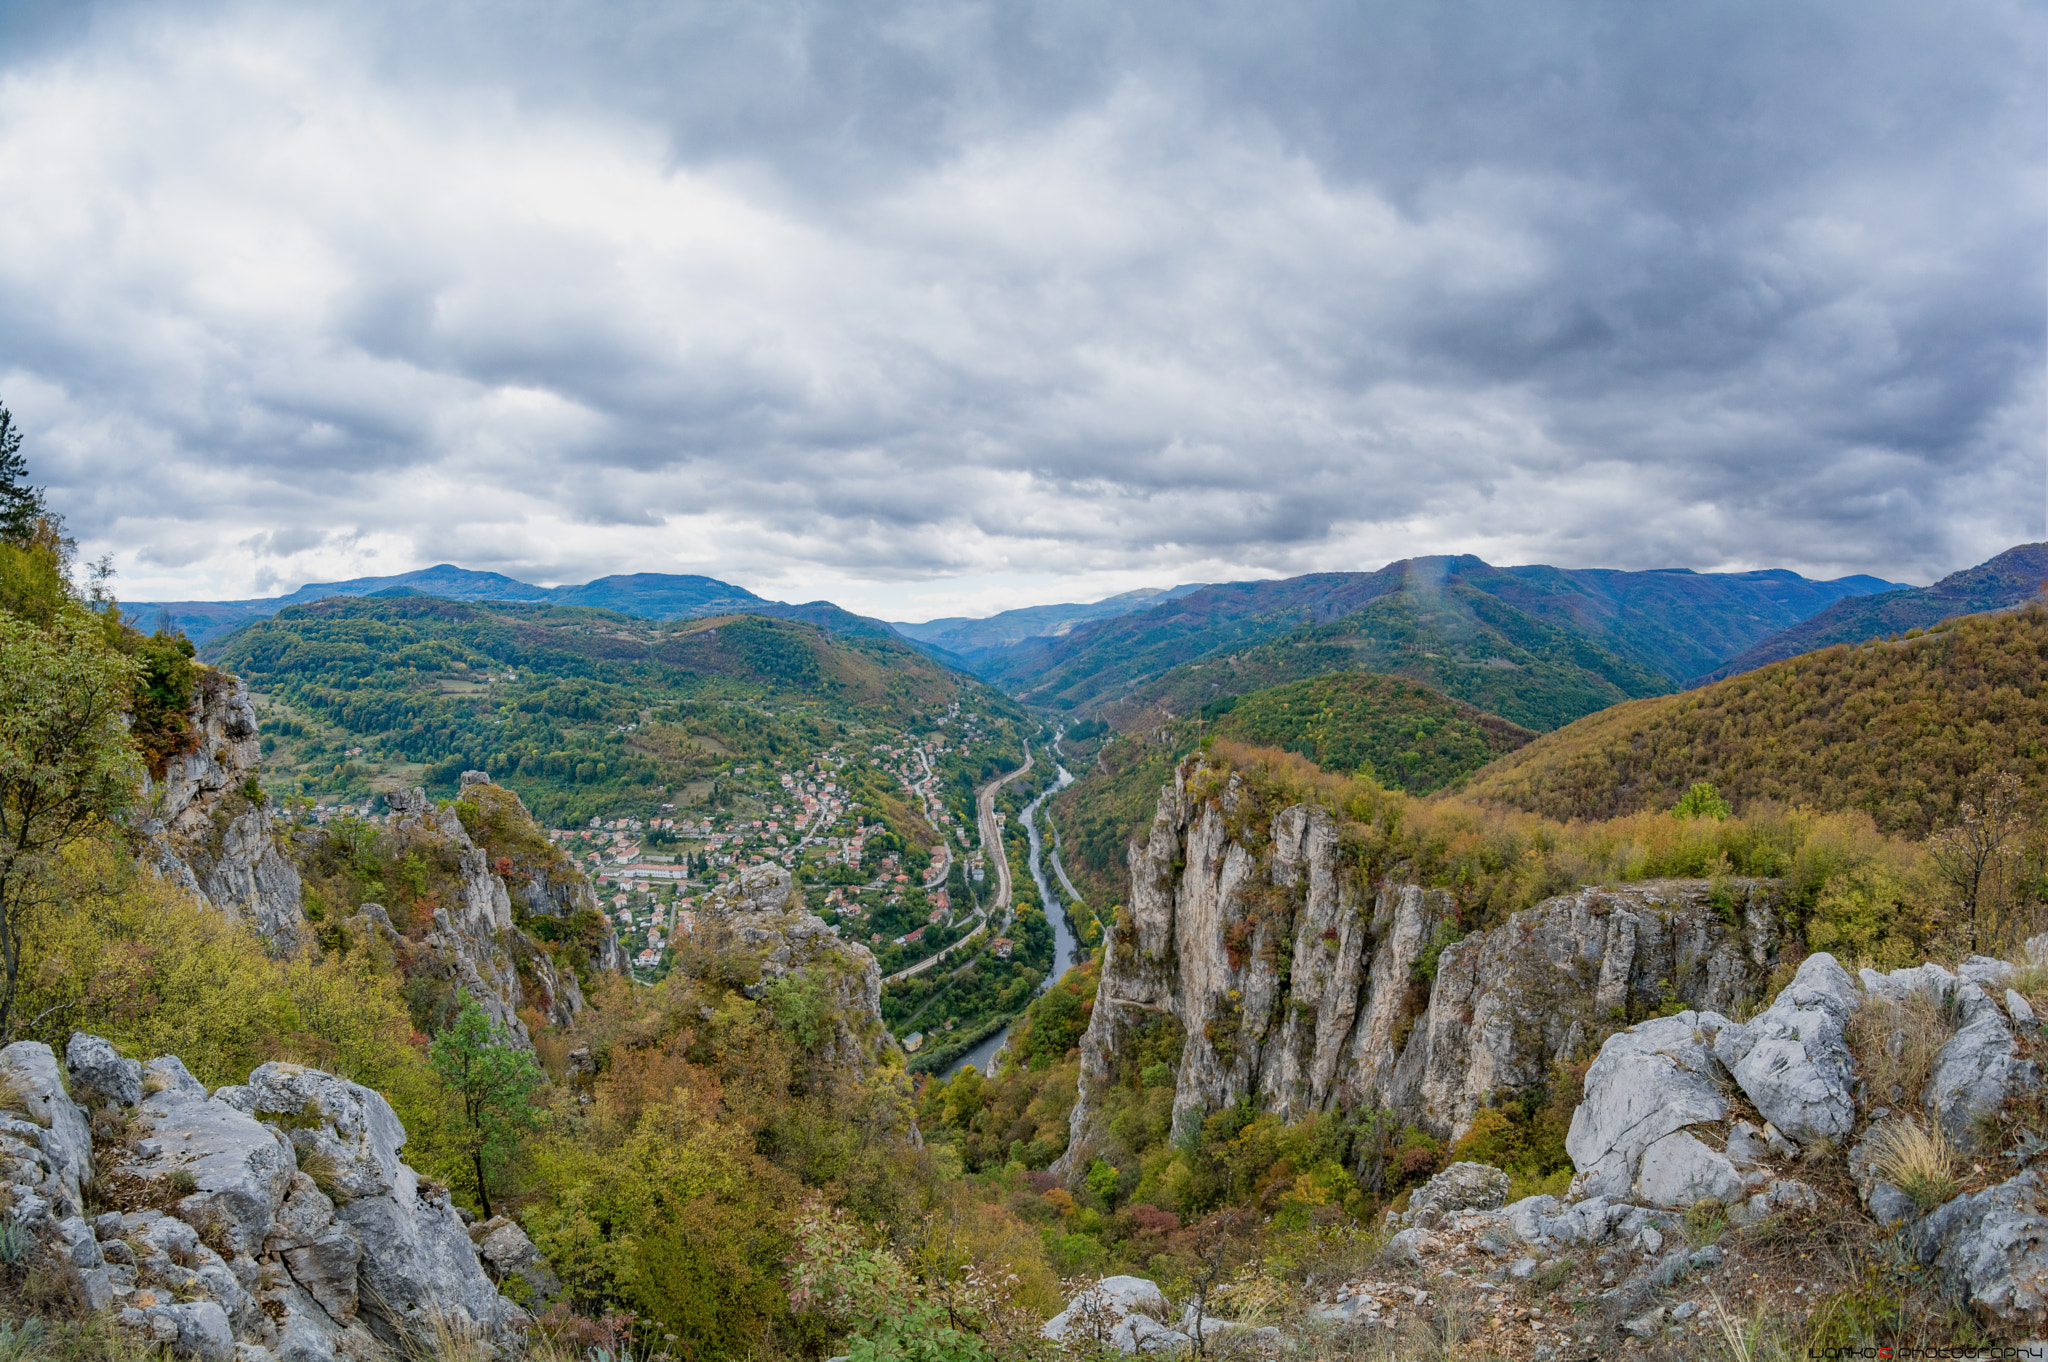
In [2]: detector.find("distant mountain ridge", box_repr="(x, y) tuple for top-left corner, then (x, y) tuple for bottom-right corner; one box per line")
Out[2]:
(127, 564), (892, 646)
(1696, 542), (2048, 682)
(973, 555), (1910, 728)
(888, 583), (1205, 664)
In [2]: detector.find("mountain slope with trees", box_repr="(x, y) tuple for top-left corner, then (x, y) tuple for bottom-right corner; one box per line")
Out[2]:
(1698, 541), (2048, 681)
(1459, 602), (2048, 836)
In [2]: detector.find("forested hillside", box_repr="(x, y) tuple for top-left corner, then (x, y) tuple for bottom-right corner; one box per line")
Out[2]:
(1460, 604), (2048, 835)
(208, 595), (1027, 823)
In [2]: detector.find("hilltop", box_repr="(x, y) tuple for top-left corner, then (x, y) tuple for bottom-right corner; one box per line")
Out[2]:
(1699, 541), (2048, 681)
(976, 555), (1902, 728)
(207, 594), (1027, 823)
(1458, 602), (2048, 834)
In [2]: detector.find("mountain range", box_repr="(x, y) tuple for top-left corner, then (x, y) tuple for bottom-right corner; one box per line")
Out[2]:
(969, 555), (1911, 730)
(139, 549), (2048, 735)
(127, 564), (896, 646)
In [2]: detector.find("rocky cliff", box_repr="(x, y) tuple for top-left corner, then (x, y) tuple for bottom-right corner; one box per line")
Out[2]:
(2, 1033), (533, 1361)
(340, 780), (591, 1045)
(144, 673), (309, 954)
(1057, 757), (1783, 1175)
(696, 863), (897, 1075)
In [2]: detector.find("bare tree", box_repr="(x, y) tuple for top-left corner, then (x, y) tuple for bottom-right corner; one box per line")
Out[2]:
(1925, 771), (2031, 953)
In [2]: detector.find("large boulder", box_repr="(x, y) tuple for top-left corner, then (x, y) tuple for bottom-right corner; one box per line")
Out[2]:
(1566, 1011), (1733, 1200)
(471, 1215), (562, 1303)
(1907, 1168), (2048, 1328)
(214, 1062), (523, 1350)
(1712, 953), (1860, 1146)
(1043, 1276), (1188, 1355)
(1395, 1161), (1512, 1229)
(67, 1032), (143, 1108)
(1924, 984), (2035, 1152)
(130, 1063), (298, 1259)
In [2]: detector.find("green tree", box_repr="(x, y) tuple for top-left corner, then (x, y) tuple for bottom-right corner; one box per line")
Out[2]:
(1672, 781), (1731, 821)
(428, 990), (543, 1218)
(0, 401), (44, 545)
(0, 612), (142, 1037)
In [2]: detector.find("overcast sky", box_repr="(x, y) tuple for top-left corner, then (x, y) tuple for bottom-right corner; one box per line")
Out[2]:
(0, 0), (2041, 620)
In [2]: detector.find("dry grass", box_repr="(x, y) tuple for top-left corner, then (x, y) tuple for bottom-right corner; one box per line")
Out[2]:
(294, 1143), (350, 1204)
(1863, 1119), (1958, 1212)
(1845, 991), (1955, 1112)
(0, 1076), (38, 1127)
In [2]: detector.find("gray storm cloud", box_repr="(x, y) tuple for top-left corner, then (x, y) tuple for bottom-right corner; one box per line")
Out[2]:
(0, 0), (2039, 613)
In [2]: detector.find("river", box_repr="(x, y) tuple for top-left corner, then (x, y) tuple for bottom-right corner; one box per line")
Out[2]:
(943, 755), (1078, 1078)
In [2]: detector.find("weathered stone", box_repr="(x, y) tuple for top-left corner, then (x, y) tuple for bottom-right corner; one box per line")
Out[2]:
(1043, 1276), (1176, 1351)
(1400, 1162), (1511, 1229)
(1385, 1226), (1438, 1267)
(471, 1214), (562, 1302)
(67, 1032), (143, 1107)
(281, 1224), (360, 1323)
(132, 1077), (296, 1258)
(1635, 1130), (1745, 1208)
(2007, 990), (2037, 1028)
(1908, 1167), (2048, 1327)
(1567, 1011), (1732, 1200)
(1926, 984), (2035, 1152)
(1715, 953), (1859, 1145)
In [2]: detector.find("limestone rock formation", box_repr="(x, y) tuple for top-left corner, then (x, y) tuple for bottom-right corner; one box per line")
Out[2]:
(144, 673), (308, 953)
(342, 783), (598, 1047)
(0, 1035), (528, 1359)
(1057, 758), (1779, 1176)
(696, 864), (895, 1073)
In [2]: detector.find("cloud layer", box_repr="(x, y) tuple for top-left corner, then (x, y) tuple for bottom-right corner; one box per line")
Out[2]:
(0, 0), (2040, 616)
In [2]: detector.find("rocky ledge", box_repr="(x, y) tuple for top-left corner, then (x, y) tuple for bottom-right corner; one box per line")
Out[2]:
(0, 1034), (539, 1361)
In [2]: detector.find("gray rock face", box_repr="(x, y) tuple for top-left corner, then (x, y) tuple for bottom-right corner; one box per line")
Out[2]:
(1056, 758), (1779, 1179)
(1712, 953), (1860, 1145)
(1908, 1168), (2048, 1327)
(0, 1040), (94, 1216)
(1566, 1011), (1732, 1202)
(697, 865), (894, 1073)
(144, 675), (307, 954)
(1635, 1130), (1745, 1208)
(22, 1037), (534, 1359)
(68, 1031), (143, 1107)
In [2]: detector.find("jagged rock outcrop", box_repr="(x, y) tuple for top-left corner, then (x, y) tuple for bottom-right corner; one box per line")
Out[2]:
(341, 783), (597, 1046)
(456, 773), (623, 979)
(145, 674), (308, 953)
(696, 864), (896, 1074)
(0, 1035), (528, 1359)
(1057, 759), (1779, 1176)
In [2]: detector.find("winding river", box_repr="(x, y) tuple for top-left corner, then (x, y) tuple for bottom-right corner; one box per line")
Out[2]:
(943, 752), (1079, 1078)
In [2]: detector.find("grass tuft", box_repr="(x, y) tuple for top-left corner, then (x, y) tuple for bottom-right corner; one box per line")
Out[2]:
(294, 1143), (351, 1204)
(1864, 1118), (1958, 1212)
